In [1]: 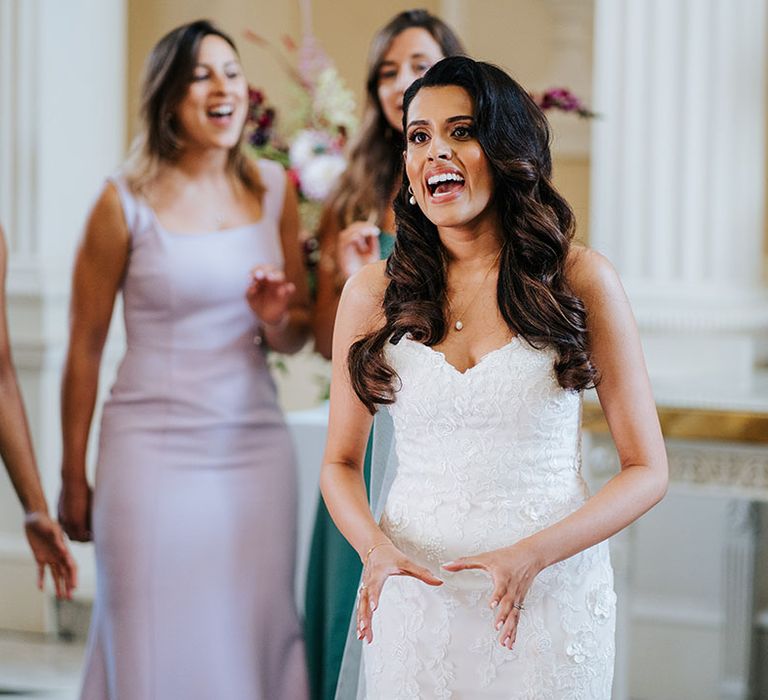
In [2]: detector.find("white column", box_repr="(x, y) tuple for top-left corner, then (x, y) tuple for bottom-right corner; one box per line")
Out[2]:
(720, 500), (757, 700)
(0, 0), (126, 632)
(591, 0), (768, 387)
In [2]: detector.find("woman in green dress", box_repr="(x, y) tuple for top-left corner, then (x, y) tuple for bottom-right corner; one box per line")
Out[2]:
(305, 9), (465, 699)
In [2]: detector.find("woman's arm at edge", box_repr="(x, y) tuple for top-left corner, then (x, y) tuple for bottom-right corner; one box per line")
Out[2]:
(59, 182), (129, 540)
(0, 226), (48, 514)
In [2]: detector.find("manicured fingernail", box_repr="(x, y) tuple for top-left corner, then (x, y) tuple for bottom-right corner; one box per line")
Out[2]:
(490, 600), (498, 609)
(441, 561), (456, 568)
(371, 602), (377, 611)
(496, 620), (503, 630)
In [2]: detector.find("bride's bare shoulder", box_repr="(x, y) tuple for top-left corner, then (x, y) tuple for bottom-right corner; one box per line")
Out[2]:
(565, 244), (622, 306)
(337, 260), (388, 336)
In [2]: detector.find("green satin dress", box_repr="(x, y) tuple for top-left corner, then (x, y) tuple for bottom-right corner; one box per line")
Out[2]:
(304, 232), (395, 700)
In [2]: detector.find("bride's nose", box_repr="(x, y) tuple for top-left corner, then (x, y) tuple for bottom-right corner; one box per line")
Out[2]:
(427, 135), (452, 161)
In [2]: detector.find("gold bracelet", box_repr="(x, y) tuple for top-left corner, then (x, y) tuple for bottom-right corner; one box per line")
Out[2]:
(364, 541), (392, 567)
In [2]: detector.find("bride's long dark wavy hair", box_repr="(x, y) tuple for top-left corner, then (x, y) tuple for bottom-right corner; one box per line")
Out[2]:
(348, 56), (597, 414)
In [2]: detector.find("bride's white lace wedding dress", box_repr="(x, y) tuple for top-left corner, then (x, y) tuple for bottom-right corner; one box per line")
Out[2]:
(363, 336), (616, 699)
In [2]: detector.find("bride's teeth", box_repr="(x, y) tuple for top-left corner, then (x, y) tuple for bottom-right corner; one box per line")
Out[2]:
(427, 172), (465, 186)
(209, 106), (233, 117)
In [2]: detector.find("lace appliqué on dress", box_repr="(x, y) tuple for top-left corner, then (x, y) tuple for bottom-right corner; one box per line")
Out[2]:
(362, 337), (616, 699)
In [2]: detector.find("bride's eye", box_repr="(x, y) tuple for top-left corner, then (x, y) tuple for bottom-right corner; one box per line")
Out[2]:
(408, 130), (429, 145)
(452, 125), (473, 139)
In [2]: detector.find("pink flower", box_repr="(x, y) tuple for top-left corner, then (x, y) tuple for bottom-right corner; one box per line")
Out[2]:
(286, 168), (302, 190)
(248, 87), (264, 106)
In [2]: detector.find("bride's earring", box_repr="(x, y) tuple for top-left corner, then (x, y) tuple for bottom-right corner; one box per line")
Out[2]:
(408, 185), (416, 205)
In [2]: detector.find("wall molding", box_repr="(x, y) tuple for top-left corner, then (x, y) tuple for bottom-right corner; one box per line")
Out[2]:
(587, 436), (768, 502)
(631, 595), (723, 630)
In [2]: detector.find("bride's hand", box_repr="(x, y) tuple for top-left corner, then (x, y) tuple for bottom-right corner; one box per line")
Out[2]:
(357, 542), (443, 644)
(442, 540), (542, 649)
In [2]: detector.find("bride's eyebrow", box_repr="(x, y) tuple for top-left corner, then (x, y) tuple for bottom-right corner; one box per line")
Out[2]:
(406, 115), (474, 129)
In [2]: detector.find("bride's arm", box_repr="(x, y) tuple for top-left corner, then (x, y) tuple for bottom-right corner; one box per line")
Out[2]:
(319, 262), (385, 557)
(519, 247), (668, 565)
(444, 247), (667, 648)
(320, 261), (443, 643)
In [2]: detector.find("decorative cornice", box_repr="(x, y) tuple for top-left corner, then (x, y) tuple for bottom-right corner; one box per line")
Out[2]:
(622, 288), (768, 333)
(585, 433), (768, 501)
(583, 403), (768, 444)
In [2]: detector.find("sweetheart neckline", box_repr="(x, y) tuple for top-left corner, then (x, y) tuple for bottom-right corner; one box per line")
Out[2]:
(400, 335), (524, 376)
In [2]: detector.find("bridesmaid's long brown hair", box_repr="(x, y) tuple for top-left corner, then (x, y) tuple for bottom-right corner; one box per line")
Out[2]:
(324, 10), (464, 229)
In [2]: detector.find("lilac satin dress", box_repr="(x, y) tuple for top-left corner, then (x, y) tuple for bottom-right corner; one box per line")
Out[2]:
(80, 159), (308, 700)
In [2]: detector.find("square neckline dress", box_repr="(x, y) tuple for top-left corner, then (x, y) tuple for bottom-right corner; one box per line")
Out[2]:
(80, 159), (308, 700)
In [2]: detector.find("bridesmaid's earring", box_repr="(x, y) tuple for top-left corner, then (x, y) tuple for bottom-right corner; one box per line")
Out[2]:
(408, 186), (416, 205)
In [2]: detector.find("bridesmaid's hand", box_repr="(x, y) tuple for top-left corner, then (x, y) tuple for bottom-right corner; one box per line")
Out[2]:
(57, 477), (93, 543)
(357, 542), (443, 644)
(442, 540), (542, 649)
(246, 265), (296, 326)
(24, 512), (78, 599)
(335, 222), (381, 280)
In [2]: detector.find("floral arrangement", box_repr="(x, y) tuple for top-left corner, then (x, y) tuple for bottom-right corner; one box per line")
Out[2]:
(242, 31), (359, 298)
(242, 31), (595, 303)
(243, 31), (356, 206)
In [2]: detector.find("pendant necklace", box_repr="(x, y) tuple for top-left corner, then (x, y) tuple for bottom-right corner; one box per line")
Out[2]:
(448, 248), (503, 332)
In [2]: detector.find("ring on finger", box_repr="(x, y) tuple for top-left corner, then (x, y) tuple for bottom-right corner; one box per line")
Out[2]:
(512, 602), (525, 611)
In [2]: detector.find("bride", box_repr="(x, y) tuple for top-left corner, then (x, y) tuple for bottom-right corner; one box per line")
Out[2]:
(320, 55), (667, 699)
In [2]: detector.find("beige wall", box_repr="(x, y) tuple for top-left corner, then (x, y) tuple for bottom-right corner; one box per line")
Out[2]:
(553, 156), (590, 245)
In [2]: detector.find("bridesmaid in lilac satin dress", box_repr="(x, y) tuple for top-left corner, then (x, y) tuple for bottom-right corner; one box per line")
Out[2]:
(58, 21), (309, 699)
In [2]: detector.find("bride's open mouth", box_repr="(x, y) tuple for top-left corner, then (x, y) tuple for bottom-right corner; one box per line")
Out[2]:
(426, 170), (466, 201)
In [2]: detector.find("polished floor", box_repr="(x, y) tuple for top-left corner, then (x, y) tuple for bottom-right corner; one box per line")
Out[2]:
(0, 631), (83, 699)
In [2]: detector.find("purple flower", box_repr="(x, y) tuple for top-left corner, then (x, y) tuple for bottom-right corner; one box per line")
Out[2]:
(249, 130), (268, 147)
(536, 88), (596, 118)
